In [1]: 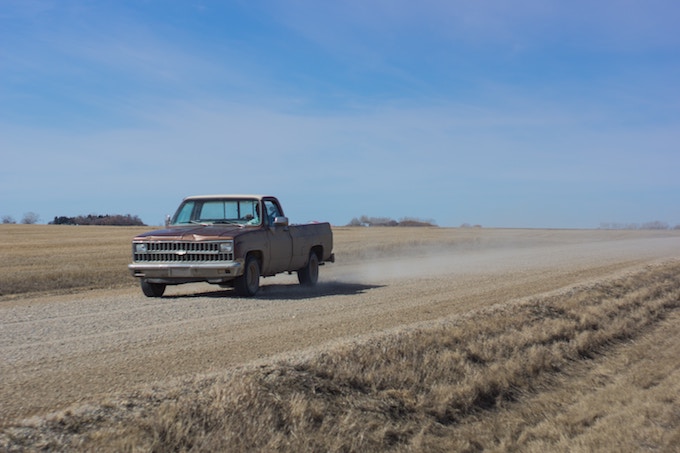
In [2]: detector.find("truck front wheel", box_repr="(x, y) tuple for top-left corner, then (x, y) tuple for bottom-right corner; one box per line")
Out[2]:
(141, 280), (166, 297)
(298, 252), (319, 286)
(235, 256), (261, 297)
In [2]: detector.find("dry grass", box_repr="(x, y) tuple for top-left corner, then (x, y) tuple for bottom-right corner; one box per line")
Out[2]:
(1, 224), (676, 298)
(0, 224), (149, 297)
(0, 225), (460, 297)
(3, 261), (679, 452)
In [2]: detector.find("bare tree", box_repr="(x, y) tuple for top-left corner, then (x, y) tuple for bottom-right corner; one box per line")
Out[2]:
(21, 212), (40, 224)
(641, 221), (669, 230)
(2, 215), (16, 224)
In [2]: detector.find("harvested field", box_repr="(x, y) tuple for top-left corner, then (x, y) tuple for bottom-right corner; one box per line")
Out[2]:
(1, 225), (680, 451)
(0, 225), (148, 297)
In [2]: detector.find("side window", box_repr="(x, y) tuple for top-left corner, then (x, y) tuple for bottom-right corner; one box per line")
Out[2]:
(263, 200), (281, 225)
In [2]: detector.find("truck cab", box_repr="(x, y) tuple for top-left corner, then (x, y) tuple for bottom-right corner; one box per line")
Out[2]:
(129, 195), (334, 297)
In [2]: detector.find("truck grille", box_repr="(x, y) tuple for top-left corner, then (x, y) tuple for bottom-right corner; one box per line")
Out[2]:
(133, 241), (234, 262)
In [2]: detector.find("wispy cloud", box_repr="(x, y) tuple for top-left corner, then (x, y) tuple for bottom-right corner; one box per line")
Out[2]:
(1, 0), (678, 227)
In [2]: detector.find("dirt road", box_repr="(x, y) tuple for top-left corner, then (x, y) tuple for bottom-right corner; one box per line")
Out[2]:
(2, 229), (679, 426)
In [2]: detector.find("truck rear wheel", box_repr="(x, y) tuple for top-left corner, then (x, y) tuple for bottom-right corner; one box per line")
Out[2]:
(235, 255), (260, 297)
(141, 280), (166, 297)
(298, 252), (319, 286)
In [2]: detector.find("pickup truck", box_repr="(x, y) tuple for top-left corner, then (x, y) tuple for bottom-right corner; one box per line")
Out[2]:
(128, 195), (334, 297)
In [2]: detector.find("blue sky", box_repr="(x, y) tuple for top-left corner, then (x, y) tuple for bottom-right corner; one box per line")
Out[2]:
(1, 0), (679, 228)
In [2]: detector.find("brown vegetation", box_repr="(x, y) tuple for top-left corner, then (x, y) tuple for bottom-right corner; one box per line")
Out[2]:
(0, 224), (148, 297)
(2, 258), (679, 451)
(347, 215), (436, 227)
(49, 214), (146, 226)
(1, 224), (677, 299)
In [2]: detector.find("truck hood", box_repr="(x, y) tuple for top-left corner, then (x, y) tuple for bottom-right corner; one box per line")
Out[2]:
(133, 225), (248, 241)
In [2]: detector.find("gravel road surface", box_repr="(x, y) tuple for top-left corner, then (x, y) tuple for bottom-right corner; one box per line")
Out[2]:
(2, 230), (679, 425)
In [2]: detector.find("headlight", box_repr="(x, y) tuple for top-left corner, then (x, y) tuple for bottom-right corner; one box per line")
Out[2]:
(219, 241), (234, 253)
(134, 243), (148, 253)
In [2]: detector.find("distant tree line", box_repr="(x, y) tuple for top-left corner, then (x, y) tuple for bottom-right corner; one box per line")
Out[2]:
(459, 223), (483, 228)
(599, 221), (680, 230)
(49, 214), (146, 226)
(2, 212), (40, 224)
(347, 215), (437, 227)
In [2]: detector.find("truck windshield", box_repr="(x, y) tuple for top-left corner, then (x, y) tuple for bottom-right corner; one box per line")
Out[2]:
(171, 199), (261, 226)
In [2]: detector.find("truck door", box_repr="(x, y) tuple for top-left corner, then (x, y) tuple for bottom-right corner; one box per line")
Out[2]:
(264, 199), (292, 273)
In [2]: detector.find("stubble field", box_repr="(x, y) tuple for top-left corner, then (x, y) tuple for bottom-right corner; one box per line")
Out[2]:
(1, 224), (680, 451)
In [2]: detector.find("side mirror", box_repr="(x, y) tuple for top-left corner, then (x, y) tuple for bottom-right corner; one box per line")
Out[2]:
(165, 215), (171, 227)
(273, 216), (289, 227)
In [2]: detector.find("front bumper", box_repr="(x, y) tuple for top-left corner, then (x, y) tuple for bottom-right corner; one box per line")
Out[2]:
(128, 260), (244, 284)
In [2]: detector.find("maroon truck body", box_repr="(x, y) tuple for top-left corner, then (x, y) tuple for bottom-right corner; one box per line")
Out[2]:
(129, 195), (334, 297)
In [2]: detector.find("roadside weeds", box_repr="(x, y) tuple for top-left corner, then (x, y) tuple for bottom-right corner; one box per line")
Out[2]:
(3, 261), (680, 452)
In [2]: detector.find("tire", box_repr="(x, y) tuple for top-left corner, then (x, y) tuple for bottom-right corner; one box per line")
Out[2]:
(235, 255), (261, 297)
(298, 251), (319, 286)
(141, 280), (166, 297)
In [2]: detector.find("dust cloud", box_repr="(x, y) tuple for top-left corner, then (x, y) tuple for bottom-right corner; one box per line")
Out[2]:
(322, 236), (680, 285)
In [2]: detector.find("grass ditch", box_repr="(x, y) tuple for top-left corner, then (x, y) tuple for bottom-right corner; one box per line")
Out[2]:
(3, 261), (679, 451)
